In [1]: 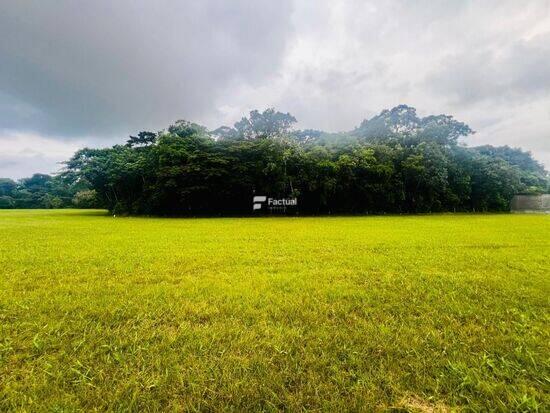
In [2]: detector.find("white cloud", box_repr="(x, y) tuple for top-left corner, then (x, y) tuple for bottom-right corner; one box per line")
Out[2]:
(0, 132), (84, 179)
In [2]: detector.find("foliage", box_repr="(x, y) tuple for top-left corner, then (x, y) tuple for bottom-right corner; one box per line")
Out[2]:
(2, 106), (547, 213)
(0, 174), (85, 209)
(72, 190), (101, 208)
(214, 108), (297, 140)
(352, 104), (473, 145)
(0, 210), (548, 410)
(62, 106), (547, 215)
(475, 145), (549, 194)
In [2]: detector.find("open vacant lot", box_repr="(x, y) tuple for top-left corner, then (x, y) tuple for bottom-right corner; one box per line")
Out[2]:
(0, 210), (548, 411)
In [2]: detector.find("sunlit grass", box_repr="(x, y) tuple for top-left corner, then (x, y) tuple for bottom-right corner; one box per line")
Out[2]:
(0, 210), (548, 411)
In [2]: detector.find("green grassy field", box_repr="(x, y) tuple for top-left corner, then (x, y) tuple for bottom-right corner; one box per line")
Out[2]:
(0, 210), (548, 411)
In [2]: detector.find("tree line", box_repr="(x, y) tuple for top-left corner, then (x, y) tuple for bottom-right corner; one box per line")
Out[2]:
(0, 173), (100, 209)
(2, 105), (548, 214)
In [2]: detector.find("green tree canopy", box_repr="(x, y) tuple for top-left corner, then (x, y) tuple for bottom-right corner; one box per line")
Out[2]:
(4, 105), (547, 214)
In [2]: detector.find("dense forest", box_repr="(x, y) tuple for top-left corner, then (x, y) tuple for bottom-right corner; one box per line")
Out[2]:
(1, 105), (548, 214)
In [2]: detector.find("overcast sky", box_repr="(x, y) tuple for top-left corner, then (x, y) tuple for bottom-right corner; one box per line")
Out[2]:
(1, 0), (549, 178)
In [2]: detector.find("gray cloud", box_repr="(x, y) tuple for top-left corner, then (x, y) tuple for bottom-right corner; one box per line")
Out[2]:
(427, 33), (550, 105)
(0, 132), (84, 178)
(0, 0), (293, 137)
(1, 0), (549, 178)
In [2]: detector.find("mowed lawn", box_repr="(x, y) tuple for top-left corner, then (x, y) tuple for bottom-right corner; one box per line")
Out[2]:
(0, 210), (548, 411)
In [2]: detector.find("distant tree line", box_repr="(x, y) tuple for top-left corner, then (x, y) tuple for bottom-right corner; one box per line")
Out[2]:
(0, 174), (99, 209)
(2, 105), (547, 214)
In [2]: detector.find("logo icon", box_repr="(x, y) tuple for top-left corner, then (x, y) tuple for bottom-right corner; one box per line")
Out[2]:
(253, 195), (267, 210)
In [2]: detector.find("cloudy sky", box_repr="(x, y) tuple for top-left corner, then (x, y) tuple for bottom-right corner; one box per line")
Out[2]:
(1, 0), (549, 178)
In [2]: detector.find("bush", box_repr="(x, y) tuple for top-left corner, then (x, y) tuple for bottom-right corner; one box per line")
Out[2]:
(72, 190), (100, 208)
